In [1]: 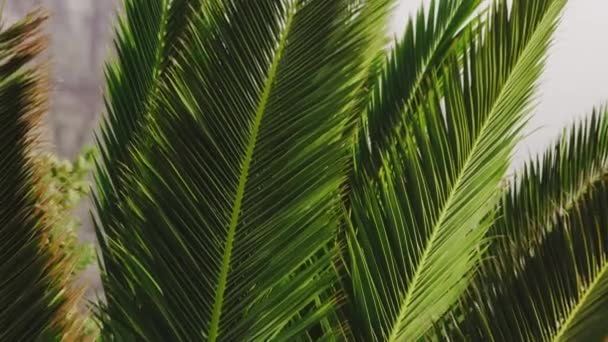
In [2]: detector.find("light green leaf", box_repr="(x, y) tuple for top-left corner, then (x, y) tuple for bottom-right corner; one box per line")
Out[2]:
(346, 0), (566, 340)
(440, 107), (608, 341)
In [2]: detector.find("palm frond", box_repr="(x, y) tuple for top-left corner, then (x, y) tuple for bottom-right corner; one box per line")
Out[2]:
(346, 0), (400, 102)
(94, 0), (211, 327)
(95, 0), (382, 340)
(439, 107), (608, 341)
(345, 0), (566, 340)
(312, 0), (403, 335)
(336, 1), (482, 336)
(99, 0), (200, 165)
(95, 0), (204, 224)
(164, 0), (204, 67)
(0, 9), (84, 340)
(493, 106), (608, 257)
(99, 0), (169, 165)
(354, 0), (482, 178)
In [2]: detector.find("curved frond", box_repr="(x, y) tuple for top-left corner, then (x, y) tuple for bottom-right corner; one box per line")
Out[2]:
(0, 10), (83, 340)
(99, 0), (201, 164)
(95, 0), (379, 340)
(493, 106), (608, 257)
(355, 0), (482, 178)
(164, 0), (204, 66)
(95, 0), (206, 222)
(94, 0), (208, 325)
(345, 0), (566, 340)
(439, 107), (608, 341)
(99, 0), (169, 165)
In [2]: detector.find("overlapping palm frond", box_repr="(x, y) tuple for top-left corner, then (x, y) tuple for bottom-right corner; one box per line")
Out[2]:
(354, 0), (482, 178)
(336, 0), (484, 336)
(439, 107), (608, 341)
(99, 0), (169, 165)
(94, 0), (207, 330)
(493, 107), (608, 256)
(344, 0), (566, 340)
(98, 0), (202, 165)
(95, 0), (204, 232)
(164, 0), (204, 64)
(95, 0), (385, 340)
(0, 9), (84, 340)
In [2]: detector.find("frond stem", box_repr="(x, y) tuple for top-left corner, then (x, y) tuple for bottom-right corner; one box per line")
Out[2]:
(552, 256), (608, 341)
(386, 101), (492, 341)
(207, 7), (296, 341)
(521, 169), (606, 254)
(387, 3), (561, 335)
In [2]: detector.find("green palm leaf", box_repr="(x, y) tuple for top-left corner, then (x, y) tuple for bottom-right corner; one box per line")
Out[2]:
(345, 0), (566, 340)
(0, 9), (83, 340)
(440, 107), (608, 341)
(94, 0), (207, 326)
(100, 0), (168, 164)
(96, 0), (204, 231)
(95, 0), (383, 340)
(99, 0), (200, 164)
(164, 0), (204, 65)
(354, 0), (482, 178)
(493, 107), (608, 258)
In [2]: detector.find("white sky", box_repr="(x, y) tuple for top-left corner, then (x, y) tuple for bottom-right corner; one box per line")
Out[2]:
(390, 0), (608, 167)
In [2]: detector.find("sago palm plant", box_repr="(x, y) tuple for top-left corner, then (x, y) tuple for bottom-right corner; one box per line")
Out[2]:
(2, 0), (608, 340)
(0, 10), (88, 340)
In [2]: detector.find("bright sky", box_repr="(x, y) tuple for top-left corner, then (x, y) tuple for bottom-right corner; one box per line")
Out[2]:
(390, 0), (608, 168)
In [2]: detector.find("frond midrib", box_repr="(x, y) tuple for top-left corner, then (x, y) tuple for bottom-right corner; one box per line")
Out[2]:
(509, 169), (608, 272)
(552, 254), (608, 341)
(387, 2), (562, 338)
(386, 85), (494, 341)
(146, 0), (170, 115)
(207, 7), (296, 341)
(529, 166), (607, 238)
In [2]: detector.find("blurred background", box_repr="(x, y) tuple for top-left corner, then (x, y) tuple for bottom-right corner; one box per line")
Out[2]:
(4, 0), (608, 297)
